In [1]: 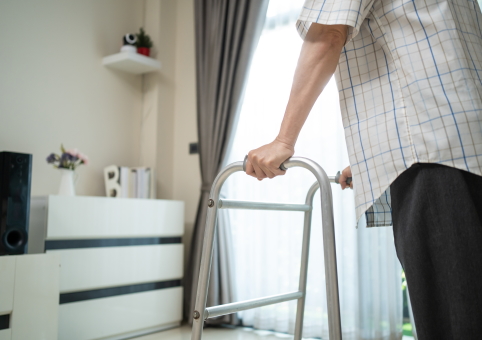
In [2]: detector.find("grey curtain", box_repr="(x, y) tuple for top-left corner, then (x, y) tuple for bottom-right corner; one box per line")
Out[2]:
(184, 0), (269, 325)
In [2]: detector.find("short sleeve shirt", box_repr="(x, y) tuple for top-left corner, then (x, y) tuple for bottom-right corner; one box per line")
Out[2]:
(297, 0), (482, 227)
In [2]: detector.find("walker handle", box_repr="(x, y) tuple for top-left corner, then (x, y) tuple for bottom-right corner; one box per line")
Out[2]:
(335, 171), (352, 186)
(243, 155), (352, 186)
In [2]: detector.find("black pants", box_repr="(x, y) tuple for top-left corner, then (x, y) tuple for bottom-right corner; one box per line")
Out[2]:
(391, 163), (482, 339)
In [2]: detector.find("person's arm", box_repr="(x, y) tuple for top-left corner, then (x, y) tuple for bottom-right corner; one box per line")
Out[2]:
(246, 23), (348, 180)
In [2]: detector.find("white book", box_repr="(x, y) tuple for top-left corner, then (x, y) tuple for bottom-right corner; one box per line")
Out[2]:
(129, 168), (137, 198)
(137, 168), (144, 198)
(145, 168), (151, 199)
(150, 170), (156, 199)
(105, 166), (155, 199)
(142, 168), (150, 199)
(120, 167), (130, 198)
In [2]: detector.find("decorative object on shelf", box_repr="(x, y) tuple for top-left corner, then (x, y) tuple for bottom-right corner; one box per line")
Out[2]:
(136, 28), (153, 57)
(120, 33), (137, 53)
(104, 165), (155, 199)
(58, 168), (76, 196)
(46, 145), (88, 196)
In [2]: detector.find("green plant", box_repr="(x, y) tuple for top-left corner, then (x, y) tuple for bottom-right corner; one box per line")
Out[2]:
(136, 28), (153, 48)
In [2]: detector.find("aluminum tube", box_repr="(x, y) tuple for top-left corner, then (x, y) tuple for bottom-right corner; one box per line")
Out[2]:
(218, 199), (311, 212)
(293, 182), (320, 340)
(242, 155), (340, 185)
(192, 157), (341, 340)
(205, 291), (303, 319)
(283, 158), (342, 340)
(191, 162), (244, 340)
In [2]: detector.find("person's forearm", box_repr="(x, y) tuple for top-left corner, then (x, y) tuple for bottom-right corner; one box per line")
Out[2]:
(276, 24), (347, 147)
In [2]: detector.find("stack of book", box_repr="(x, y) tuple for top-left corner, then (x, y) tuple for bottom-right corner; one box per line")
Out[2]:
(103, 165), (155, 199)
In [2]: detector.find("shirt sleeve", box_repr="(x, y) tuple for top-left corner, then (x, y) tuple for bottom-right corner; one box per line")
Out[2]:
(296, 0), (375, 43)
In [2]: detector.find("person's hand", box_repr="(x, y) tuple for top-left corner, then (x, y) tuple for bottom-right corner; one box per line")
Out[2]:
(246, 139), (295, 180)
(339, 165), (353, 190)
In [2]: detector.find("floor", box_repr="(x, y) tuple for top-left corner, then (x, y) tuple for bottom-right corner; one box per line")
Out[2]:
(131, 325), (415, 340)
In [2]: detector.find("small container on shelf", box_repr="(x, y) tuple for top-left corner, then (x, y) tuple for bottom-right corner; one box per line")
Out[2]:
(136, 28), (153, 57)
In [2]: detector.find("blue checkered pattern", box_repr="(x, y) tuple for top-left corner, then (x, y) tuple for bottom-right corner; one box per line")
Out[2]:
(297, 0), (482, 227)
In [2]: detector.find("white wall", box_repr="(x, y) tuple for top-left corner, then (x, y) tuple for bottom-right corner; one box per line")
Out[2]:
(0, 0), (144, 196)
(136, 0), (200, 265)
(138, 0), (200, 265)
(0, 0), (201, 274)
(172, 0), (200, 237)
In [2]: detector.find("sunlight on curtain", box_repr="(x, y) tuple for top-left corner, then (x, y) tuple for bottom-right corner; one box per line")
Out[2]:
(222, 1), (403, 338)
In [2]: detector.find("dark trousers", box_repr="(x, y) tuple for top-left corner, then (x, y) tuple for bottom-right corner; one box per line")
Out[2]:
(391, 163), (482, 340)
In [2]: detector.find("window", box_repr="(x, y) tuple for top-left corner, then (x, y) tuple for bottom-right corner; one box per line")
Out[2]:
(222, 1), (404, 338)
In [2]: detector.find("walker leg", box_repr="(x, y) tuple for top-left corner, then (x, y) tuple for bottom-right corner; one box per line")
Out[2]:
(294, 182), (318, 340)
(191, 162), (242, 340)
(191, 202), (219, 340)
(290, 158), (341, 339)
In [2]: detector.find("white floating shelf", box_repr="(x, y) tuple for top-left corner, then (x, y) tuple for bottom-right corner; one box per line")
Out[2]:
(102, 52), (161, 74)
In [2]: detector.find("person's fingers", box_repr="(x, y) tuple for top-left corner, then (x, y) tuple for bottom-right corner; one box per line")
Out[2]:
(251, 162), (267, 180)
(248, 153), (267, 180)
(340, 166), (353, 190)
(342, 166), (352, 178)
(246, 140), (294, 180)
(255, 165), (285, 180)
(267, 159), (287, 177)
(339, 166), (352, 190)
(339, 173), (348, 190)
(247, 152), (263, 180)
(249, 153), (276, 179)
(259, 165), (276, 179)
(257, 159), (280, 179)
(245, 159), (256, 178)
(272, 168), (287, 176)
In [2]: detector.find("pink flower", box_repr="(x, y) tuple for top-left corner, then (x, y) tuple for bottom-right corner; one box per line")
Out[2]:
(66, 149), (79, 157)
(78, 153), (89, 165)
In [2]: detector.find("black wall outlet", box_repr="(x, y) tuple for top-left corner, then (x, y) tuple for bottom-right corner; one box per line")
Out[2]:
(189, 143), (199, 154)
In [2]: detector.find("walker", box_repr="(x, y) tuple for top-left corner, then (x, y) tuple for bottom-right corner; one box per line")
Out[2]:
(191, 156), (349, 340)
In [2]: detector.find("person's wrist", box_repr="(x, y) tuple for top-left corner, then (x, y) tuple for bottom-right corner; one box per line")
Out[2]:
(275, 136), (295, 149)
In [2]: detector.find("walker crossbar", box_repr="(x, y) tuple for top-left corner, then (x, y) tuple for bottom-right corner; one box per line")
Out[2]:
(218, 199), (312, 211)
(204, 291), (303, 320)
(191, 157), (342, 340)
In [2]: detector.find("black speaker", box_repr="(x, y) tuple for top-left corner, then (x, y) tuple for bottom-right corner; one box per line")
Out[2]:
(0, 152), (32, 255)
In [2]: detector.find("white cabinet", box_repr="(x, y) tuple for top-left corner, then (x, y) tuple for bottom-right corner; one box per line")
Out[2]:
(0, 254), (60, 340)
(29, 196), (185, 340)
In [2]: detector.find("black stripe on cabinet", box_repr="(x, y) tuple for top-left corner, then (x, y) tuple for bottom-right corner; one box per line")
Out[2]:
(0, 314), (9, 330)
(45, 237), (181, 250)
(59, 279), (181, 304)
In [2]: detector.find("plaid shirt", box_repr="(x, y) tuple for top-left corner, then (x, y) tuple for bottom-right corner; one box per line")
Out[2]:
(297, 0), (482, 227)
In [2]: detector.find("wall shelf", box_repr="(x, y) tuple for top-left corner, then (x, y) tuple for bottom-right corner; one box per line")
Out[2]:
(102, 52), (161, 74)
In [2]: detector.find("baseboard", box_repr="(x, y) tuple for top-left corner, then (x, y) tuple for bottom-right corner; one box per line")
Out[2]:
(99, 322), (181, 340)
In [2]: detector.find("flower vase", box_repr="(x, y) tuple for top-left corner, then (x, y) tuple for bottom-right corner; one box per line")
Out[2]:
(58, 168), (76, 196)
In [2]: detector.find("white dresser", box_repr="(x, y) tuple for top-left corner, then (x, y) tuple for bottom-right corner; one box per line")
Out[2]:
(0, 253), (60, 340)
(29, 195), (185, 340)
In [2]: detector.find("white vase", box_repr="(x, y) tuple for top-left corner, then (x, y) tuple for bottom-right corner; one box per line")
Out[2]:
(58, 168), (76, 196)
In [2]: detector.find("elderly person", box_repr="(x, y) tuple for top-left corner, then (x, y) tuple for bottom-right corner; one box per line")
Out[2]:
(245, 0), (482, 338)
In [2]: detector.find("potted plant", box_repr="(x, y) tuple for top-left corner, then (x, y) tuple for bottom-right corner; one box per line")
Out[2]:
(136, 28), (153, 57)
(46, 144), (88, 196)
